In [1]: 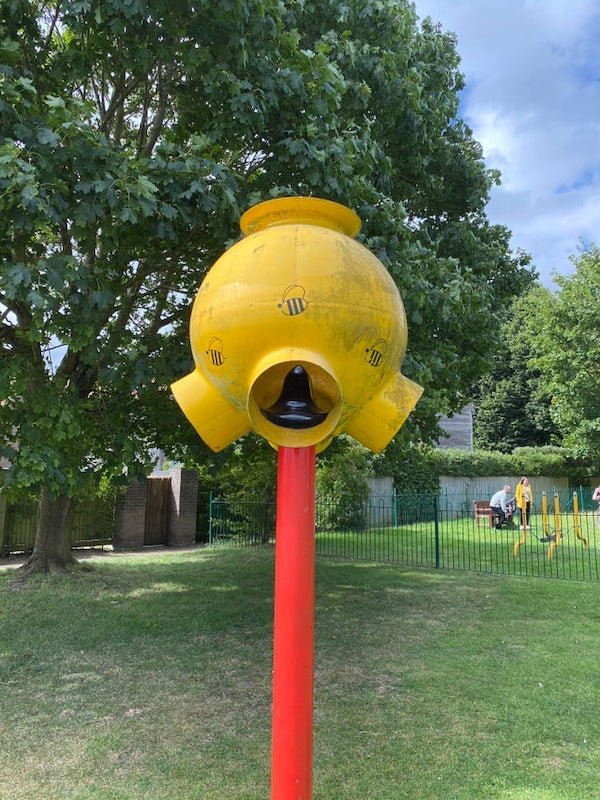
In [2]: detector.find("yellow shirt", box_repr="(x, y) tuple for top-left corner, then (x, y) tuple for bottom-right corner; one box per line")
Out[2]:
(515, 483), (533, 509)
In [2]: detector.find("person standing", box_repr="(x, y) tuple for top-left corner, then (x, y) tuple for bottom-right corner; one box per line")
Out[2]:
(489, 485), (513, 529)
(593, 485), (600, 527)
(515, 477), (533, 530)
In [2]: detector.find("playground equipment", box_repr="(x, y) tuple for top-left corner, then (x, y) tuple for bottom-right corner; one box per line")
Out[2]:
(171, 196), (422, 453)
(572, 491), (589, 549)
(546, 493), (562, 560)
(513, 492), (589, 560)
(171, 196), (422, 800)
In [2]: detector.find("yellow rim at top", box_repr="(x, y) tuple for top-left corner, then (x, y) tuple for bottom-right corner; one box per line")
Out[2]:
(240, 196), (362, 238)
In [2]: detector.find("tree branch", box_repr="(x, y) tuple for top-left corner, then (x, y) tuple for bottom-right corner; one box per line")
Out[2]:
(140, 67), (171, 157)
(100, 73), (147, 139)
(43, 1), (63, 48)
(54, 348), (79, 383)
(146, 285), (169, 338)
(89, 73), (107, 118)
(0, 293), (18, 323)
(0, 321), (21, 349)
(100, 263), (153, 365)
(154, 307), (188, 330)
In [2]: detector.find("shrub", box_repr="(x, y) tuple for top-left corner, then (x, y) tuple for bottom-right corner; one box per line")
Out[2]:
(316, 437), (372, 531)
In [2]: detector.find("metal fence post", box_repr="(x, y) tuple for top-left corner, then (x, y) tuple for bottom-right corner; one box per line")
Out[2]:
(208, 491), (213, 546)
(434, 494), (440, 569)
(0, 494), (7, 556)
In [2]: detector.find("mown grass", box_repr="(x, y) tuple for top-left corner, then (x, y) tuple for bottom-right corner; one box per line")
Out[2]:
(1, 547), (599, 799)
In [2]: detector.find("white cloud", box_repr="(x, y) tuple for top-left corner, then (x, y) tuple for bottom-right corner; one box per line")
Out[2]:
(414, 0), (600, 286)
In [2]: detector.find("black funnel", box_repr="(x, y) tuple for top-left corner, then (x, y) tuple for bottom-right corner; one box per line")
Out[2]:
(261, 365), (328, 429)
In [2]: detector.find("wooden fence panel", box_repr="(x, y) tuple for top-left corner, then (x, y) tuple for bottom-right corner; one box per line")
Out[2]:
(144, 478), (171, 546)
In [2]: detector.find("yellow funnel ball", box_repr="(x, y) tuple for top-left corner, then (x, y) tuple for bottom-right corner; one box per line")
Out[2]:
(171, 196), (422, 452)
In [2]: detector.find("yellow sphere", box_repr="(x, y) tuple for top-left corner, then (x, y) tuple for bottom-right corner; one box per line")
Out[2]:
(171, 197), (422, 452)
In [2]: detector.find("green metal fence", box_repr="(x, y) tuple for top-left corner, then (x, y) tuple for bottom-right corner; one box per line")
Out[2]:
(207, 489), (600, 582)
(208, 495), (276, 547)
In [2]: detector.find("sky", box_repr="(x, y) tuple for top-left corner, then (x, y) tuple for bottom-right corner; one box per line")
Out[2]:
(413, 0), (600, 287)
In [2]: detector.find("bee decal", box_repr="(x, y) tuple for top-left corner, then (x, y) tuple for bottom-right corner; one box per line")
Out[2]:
(278, 285), (308, 316)
(365, 338), (387, 367)
(206, 337), (225, 367)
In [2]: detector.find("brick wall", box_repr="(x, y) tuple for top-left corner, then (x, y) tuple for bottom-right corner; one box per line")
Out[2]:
(114, 478), (147, 550)
(167, 468), (198, 547)
(113, 468), (198, 550)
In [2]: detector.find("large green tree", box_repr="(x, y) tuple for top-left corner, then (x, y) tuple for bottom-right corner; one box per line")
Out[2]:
(526, 247), (600, 462)
(1, 0), (533, 573)
(473, 288), (558, 452)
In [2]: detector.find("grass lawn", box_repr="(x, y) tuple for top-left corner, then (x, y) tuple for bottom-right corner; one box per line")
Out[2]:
(0, 547), (598, 799)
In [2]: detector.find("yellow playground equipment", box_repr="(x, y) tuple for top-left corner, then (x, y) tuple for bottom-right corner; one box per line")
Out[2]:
(513, 492), (589, 560)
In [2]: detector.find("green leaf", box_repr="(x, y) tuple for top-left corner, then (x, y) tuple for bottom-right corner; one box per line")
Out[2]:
(120, 206), (138, 223)
(37, 128), (61, 147)
(44, 96), (66, 109)
(135, 175), (158, 198)
(27, 289), (45, 309)
(16, 77), (36, 94)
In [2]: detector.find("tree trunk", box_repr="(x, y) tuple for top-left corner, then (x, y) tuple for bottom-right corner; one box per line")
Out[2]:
(19, 489), (76, 575)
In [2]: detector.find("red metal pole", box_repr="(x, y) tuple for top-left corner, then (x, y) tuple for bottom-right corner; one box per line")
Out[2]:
(271, 445), (316, 800)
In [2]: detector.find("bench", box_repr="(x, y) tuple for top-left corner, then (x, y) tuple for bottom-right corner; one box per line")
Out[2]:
(473, 500), (515, 528)
(473, 500), (496, 528)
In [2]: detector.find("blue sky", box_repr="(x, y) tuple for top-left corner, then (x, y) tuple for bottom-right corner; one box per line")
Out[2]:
(413, 0), (600, 287)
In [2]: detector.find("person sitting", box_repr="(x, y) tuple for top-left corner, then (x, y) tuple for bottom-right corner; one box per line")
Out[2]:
(489, 485), (514, 529)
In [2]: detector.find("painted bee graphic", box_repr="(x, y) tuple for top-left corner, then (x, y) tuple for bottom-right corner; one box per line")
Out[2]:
(365, 338), (387, 367)
(206, 337), (225, 367)
(278, 285), (308, 316)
